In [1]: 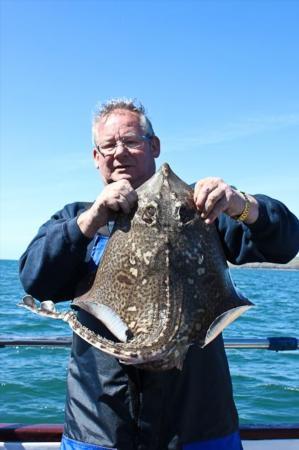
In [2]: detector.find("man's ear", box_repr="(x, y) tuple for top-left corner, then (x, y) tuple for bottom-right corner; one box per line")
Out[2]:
(151, 136), (161, 158)
(93, 147), (100, 169)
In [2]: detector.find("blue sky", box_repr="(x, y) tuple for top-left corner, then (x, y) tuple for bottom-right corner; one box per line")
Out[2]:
(1, 0), (298, 260)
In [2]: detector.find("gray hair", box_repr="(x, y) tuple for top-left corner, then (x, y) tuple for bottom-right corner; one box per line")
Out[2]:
(92, 98), (155, 146)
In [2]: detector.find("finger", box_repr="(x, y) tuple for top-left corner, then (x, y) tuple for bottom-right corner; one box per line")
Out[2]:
(194, 183), (217, 212)
(118, 189), (137, 210)
(107, 201), (121, 212)
(117, 195), (132, 214)
(118, 180), (134, 195)
(204, 196), (228, 224)
(115, 185), (137, 209)
(126, 189), (138, 207)
(201, 186), (225, 218)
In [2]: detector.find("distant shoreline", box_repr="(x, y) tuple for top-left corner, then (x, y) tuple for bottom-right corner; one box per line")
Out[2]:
(229, 257), (299, 270)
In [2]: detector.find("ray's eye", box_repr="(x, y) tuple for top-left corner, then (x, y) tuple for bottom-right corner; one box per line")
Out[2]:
(142, 205), (156, 224)
(179, 205), (195, 223)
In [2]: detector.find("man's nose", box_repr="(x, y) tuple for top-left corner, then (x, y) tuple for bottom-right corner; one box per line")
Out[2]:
(114, 141), (128, 156)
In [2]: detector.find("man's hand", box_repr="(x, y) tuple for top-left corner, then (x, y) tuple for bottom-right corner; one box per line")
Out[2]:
(194, 177), (259, 225)
(77, 180), (138, 238)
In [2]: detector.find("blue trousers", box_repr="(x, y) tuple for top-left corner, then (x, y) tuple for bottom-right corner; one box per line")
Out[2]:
(60, 430), (243, 449)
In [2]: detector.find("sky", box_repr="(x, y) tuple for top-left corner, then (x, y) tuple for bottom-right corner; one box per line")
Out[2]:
(0, 0), (298, 260)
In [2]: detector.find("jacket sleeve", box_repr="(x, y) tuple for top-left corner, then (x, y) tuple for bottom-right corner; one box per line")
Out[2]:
(217, 194), (299, 265)
(19, 203), (93, 302)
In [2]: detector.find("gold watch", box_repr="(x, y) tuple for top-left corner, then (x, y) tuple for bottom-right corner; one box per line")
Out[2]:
(234, 192), (250, 222)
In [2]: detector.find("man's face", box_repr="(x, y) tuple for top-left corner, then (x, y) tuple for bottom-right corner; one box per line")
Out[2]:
(93, 109), (160, 189)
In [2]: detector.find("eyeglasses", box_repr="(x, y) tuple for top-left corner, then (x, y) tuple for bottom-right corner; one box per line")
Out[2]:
(96, 135), (152, 157)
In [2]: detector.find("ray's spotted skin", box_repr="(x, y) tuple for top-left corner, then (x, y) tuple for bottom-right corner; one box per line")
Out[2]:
(20, 163), (252, 370)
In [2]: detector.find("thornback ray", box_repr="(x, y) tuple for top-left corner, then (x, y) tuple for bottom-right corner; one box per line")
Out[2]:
(19, 163), (253, 370)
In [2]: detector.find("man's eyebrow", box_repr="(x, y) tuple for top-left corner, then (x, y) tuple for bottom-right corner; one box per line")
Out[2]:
(122, 132), (141, 137)
(99, 132), (140, 143)
(99, 136), (115, 143)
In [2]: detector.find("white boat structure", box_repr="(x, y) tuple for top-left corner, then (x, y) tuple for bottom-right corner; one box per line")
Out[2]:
(1, 337), (298, 450)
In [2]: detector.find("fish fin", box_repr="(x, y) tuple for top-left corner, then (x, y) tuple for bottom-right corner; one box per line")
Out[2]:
(203, 304), (253, 347)
(18, 296), (67, 320)
(73, 301), (131, 343)
(65, 313), (170, 365)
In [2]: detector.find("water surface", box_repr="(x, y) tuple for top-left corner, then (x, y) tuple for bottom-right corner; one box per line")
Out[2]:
(0, 260), (298, 424)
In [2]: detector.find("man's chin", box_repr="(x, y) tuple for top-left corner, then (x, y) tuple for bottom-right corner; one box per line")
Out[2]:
(112, 170), (133, 180)
(108, 167), (151, 188)
(109, 170), (135, 184)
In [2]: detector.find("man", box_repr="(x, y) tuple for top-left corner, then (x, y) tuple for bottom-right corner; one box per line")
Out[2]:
(19, 99), (299, 450)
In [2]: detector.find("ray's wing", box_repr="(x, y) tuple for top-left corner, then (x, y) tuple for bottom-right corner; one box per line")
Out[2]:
(175, 219), (253, 347)
(72, 216), (185, 363)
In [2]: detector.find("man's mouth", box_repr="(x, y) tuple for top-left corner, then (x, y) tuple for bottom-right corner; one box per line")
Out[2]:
(114, 165), (132, 171)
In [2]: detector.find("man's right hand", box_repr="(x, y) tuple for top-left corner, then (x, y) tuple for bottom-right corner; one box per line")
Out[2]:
(77, 180), (138, 238)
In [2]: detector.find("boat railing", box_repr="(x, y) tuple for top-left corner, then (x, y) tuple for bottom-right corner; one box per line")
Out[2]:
(0, 336), (298, 350)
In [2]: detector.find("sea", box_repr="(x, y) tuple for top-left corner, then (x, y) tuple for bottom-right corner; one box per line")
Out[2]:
(0, 259), (298, 425)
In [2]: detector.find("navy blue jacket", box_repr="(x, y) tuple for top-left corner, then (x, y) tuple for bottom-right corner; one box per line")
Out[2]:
(19, 195), (299, 449)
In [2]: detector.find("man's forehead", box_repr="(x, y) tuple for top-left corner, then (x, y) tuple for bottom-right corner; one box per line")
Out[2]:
(99, 110), (141, 130)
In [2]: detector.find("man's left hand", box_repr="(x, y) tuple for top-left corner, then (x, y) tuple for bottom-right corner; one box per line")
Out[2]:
(194, 177), (259, 225)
